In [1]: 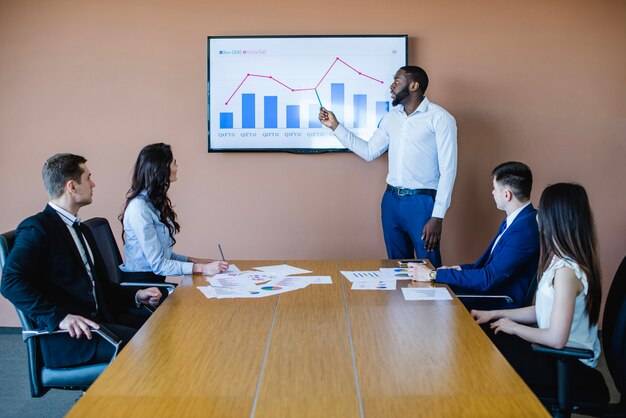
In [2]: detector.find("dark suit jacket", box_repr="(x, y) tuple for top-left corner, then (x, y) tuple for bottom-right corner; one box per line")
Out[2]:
(436, 204), (540, 308)
(1, 205), (137, 367)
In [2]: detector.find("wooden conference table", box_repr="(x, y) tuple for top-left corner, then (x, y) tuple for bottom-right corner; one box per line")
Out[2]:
(67, 260), (549, 417)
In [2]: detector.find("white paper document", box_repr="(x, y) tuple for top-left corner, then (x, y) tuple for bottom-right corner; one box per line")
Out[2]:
(379, 268), (411, 279)
(351, 279), (397, 290)
(203, 264), (241, 276)
(212, 286), (265, 299)
(224, 264), (241, 273)
(263, 277), (311, 289)
(253, 264), (312, 276)
(208, 271), (283, 287)
(401, 287), (453, 301)
(197, 286), (217, 299)
(341, 271), (382, 282)
(289, 275), (333, 285)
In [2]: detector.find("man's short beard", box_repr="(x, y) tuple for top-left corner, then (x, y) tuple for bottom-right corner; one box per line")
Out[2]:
(392, 86), (410, 106)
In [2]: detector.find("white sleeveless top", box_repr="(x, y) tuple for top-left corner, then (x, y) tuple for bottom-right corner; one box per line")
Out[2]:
(535, 257), (600, 367)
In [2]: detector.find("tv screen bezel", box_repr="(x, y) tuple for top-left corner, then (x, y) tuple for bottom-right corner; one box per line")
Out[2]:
(207, 34), (409, 154)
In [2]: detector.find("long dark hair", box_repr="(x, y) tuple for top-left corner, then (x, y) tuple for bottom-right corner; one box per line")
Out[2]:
(119, 143), (180, 245)
(537, 183), (601, 324)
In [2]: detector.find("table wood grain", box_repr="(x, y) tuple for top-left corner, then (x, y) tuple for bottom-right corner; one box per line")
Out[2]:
(67, 260), (549, 417)
(341, 260), (547, 417)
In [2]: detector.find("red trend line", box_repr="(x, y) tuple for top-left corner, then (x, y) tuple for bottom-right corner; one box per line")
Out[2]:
(224, 57), (385, 105)
(315, 58), (340, 89)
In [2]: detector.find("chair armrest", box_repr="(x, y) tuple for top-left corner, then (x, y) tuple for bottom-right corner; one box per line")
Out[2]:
(22, 326), (122, 359)
(456, 294), (513, 304)
(121, 282), (176, 295)
(531, 343), (595, 360)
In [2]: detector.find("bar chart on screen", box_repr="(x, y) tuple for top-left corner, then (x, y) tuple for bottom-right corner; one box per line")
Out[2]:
(208, 36), (407, 151)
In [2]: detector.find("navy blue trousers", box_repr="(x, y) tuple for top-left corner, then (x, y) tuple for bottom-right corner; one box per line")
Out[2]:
(381, 190), (442, 267)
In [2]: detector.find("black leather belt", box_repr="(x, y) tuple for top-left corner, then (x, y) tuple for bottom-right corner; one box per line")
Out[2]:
(386, 184), (436, 197)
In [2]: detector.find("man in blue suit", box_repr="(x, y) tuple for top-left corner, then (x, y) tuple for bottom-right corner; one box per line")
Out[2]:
(408, 162), (539, 309)
(1, 153), (161, 368)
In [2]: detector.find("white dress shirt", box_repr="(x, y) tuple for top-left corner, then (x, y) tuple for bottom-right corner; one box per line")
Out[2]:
(332, 96), (457, 218)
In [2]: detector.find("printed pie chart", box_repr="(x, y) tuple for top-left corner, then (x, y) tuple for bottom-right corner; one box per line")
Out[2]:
(261, 285), (283, 291)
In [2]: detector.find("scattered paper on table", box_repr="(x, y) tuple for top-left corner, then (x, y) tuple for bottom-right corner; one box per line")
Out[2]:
(341, 271), (382, 282)
(401, 287), (453, 301)
(208, 271), (282, 287)
(253, 264), (312, 276)
(379, 268), (411, 278)
(225, 264), (241, 273)
(197, 286), (217, 299)
(351, 279), (396, 290)
(289, 275), (333, 285)
(211, 285), (265, 299)
(263, 277), (311, 289)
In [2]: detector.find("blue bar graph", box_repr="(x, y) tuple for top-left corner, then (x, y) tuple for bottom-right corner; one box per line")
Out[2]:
(220, 112), (233, 129)
(331, 83), (344, 122)
(242, 94), (255, 128)
(309, 104), (322, 128)
(353, 94), (367, 128)
(376, 101), (389, 126)
(227, 89), (380, 129)
(286, 105), (300, 128)
(264, 96), (277, 128)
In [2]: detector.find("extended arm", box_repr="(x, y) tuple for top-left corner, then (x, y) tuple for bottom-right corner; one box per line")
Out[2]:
(319, 107), (389, 161)
(434, 224), (538, 292)
(489, 267), (580, 348)
(471, 305), (537, 325)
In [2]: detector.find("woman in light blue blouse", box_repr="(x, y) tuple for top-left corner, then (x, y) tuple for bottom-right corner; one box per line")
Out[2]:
(119, 143), (228, 278)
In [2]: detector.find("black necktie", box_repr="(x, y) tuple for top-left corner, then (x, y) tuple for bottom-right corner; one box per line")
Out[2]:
(72, 221), (99, 310)
(72, 221), (95, 271)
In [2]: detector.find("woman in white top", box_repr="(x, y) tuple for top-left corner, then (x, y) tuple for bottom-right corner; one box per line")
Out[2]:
(471, 183), (603, 390)
(119, 143), (228, 278)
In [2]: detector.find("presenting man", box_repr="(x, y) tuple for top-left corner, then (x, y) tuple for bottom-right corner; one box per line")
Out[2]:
(319, 66), (457, 267)
(1, 153), (161, 368)
(409, 162), (539, 309)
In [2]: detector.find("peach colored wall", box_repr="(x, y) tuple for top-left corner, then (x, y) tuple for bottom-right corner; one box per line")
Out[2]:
(1, 0), (624, 326)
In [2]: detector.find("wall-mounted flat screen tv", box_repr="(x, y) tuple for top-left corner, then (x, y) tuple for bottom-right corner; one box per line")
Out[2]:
(208, 35), (408, 153)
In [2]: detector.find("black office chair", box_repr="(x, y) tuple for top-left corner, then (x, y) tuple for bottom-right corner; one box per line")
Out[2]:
(531, 255), (626, 418)
(82, 217), (176, 308)
(457, 273), (538, 310)
(0, 230), (121, 397)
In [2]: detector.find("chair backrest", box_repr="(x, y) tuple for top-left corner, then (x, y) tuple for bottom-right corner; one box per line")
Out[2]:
(84, 217), (168, 286)
(602, 255), (626, 398)
(1, 230), (50, 397)
(82, 217), (124, 285)
(0, 230), (16, 271)
(523, 274), (538, 307)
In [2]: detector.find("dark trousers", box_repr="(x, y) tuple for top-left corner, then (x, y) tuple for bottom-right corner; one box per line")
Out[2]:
(42, 320), (142, 368)
(484, 325), (604, 398)
(381, 190), (442, 267)
(91, 323), (138, 363)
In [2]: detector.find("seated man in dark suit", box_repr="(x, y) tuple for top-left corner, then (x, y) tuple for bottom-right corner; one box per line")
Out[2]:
(409, 161), (539, 309)
(1, 153), (161, 368)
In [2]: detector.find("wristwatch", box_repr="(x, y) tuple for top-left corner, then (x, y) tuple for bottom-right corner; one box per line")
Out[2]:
(429, 269), (437, 283)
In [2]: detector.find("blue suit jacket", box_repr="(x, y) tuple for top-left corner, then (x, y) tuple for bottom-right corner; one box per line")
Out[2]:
(436, 204), (539, 308)
(1, 205), (136, 367)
